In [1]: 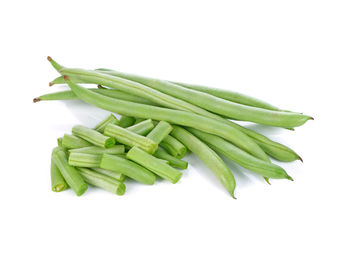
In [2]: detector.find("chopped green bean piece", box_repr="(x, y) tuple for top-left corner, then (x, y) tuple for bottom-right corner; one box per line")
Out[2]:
(146, 121), (173, 144)
(68, 152), (102, 168)
(160, 135), (187, 159)
(72, 125), (116, 148)
(100, 153), (156, 185)
(52, 149), (88, 196)
(126, 146), (182, 184)
(91, 168), (126, 182)
(153, 148), (188, 169)
(119, 115), (136, 128)
(104, 123), (158, 154)
(51, 155), (69, 192)
(69, 145), (125, 155)
(62, 134), (92, 149)
(126, 119), (154, 136)
(77, 167), (125, 195)
(95, 114), (119, 133)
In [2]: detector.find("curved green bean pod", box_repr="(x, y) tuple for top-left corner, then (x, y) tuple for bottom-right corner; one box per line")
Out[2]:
(97, 70), (312, 128)
(187, 128), (293, 180)
(62, 76), (266, 160)
(171, 126), (236, 197)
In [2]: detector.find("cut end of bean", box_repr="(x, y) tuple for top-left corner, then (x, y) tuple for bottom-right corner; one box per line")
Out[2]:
(52, 184), (66, 192)
(33, 97), (40, 103)
(116, 183), (126, 196)
(105, 137), (116, 148)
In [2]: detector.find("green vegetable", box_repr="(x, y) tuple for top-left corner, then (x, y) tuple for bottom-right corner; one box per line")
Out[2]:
(171, 126), (236, 197)
(187, 128), (293, 180)
(119, 115), (136, 128)
(94, 114), (119, 133)
(51, 149), (88, 196)
(34, 88), (158, 106)
(68, 152), (101, 168)
(153, 148), (188, 169)
(159, 135), (187, 159)
(104, 123), (158, 154)
(72, 125), (116, 148)
(57, 137), (63, 147)
(69, 145), (125, 155)
(97, 69), (312, 128)
(126, 146), (182, 184)
(61, 75), (265, 160)
(51, 152), (69, 192)
(91, 168), (126, 182)
(100, 153), (156, 185)
(126, 119), (155, 136)
(146, 121), (173, 144)
(62, 134), (92, 149)
(77, 167), (125, 195)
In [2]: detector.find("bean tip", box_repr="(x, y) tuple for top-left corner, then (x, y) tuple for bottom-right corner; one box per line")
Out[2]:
(264, 177), (271, 185)
(310, 116), (314, 120)
(298, 156), (303, 163)
(49, 82), (54, 87)
(47, 56), (52, 61)
(64, 75), (70, 81)
(286, 175), (294, 181)
(33, 97), (40, 103)
(97, 84), (106, 89)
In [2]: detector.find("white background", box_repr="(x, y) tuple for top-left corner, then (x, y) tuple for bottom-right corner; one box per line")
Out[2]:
(1, 1), (349, 254)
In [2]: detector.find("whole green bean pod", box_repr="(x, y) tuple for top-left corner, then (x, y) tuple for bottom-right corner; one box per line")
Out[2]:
(97, 69), (312, 128)
(72, 125), (116, 148)
(94, 114), (119, 133)
(62, 134), (92, 149)
(119, 115), (136, 128)
(77, 167), (126, 195)
(100, 154), (156, 185)
(171, 126), (236, 197)
(61, 75), (266, 161)
(52, 149), (88, 196)
(69, 145), (125, 155)
(186, 128), (293, 180)
(34, 88), (159, 106)
(104, 123), (158, 154)
(126, 146), (182, 184)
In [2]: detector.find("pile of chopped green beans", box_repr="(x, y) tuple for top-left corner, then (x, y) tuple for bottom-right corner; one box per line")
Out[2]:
(34, 57), (313, 198)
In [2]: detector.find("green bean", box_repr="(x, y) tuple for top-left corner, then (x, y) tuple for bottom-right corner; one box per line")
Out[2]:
(173, 82), (283, 111)
(104, 123), (158, 154)
(51, 148), (88, 196)
(234, 125), (301, 162)
(126, 119), (155, 136)
(119, 115), (136, 128)
(34, 88), (158, 106)
(158, 135), (187, 159)
(171, 126), (236, 197)
(51, 154), (69, 192)
(153, 148), (188, 169)
(126, 146), (182, 184)
(57, 137), (63, 147)
(91, 168), (126, 182)
(133, 118), (145, 124)
(100, 153), (156, 185)
(77, 167), (126, 195)
(68, 152), (101, 168)
(97, 69), (312, 128)
(94, 114), (119, 133)
(62, 134), (92, 149)
(187, 128), (293, 180)
(69, 145), (125, 155)
(146, 121), (173, 144)
(62, 76), (266, 161)
(72, 125), (116, 148)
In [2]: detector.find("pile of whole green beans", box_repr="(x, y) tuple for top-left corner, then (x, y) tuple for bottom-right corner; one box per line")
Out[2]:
(35, 57), (313, 198)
